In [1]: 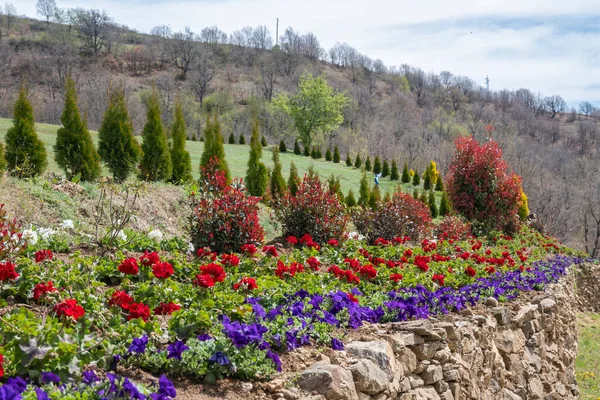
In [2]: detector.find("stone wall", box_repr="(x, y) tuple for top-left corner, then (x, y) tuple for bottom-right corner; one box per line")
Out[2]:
(575, 262), (600, 312)
(287, 272), (578, 400)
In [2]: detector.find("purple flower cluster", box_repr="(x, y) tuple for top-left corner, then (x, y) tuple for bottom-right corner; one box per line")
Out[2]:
(221, 315), (268, 348)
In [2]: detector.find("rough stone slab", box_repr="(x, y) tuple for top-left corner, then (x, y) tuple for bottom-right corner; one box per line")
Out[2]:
(297, 361), (358, 400)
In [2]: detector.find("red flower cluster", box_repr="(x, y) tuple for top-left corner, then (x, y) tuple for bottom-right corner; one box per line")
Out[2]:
(327, 239), (339, 247)
(393, 236), (411, 244)
(275, 260), (304, 280)
(465, 266), (477, 278)
(300, 234), (320, 250)
(374, 238), (390, 246)
(233, 277), (258, 291)
(140, 251), (160, 267)
(35, 249), (53, 263)
(262, 245), (278, 257)
(240, 244), (257, 254)
(357, 264), (377, 280)
(286, 236), (298, 245)
(221, 254), (240, 267)
(109, 290), (133, 309)
(306, 256), (321, 271)
(127, 302), (151, 321)
(33, 281), (57, 300)
(414, 255), (431, 272)
(432, 274), (445, 286)
(152, 261), (174, 279)
(154, 302), (181, 315)
(421, 239), (437, 253)
(196, 247), (216, 260)
(0, 353), (4, 378)
(390, 273), (404, 283)
(118, 258), (139, 275)
(195, 263), (226, 288)
(54, 299), (85, 321)
(0, 261), (18, 281)
(328, 265), (360, 284)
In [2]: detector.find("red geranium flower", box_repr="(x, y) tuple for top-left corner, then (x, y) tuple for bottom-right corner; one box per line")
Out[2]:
(465, 266), (477, 278)
(233, 277), (258, 291)
(54, 299), (85, 321)
(240, 244), (257, 254)
(194, 273), (215, 288)
(0, 262), (19, 281)
(33, 281), (57, 300)
(306, 256), (321, 271)
(109, 290), (133, 310)
(327, 239), (339, 247)
(0, 353), (4, 378)
(199, 263), (226, 282)
(221, 254), (240, 267)
(347, 293), (359, 303)
(262, 245), (278, 257)
(140, 251), (160, 267)
(432, 274), (445, 286)
(35, 249), (54, 263)
(118, 258), (139, 275)
(286, 236), (298, 245)
(390, 273), (403, 283)
(127, 302), (151, 321)
(154, 302), (181, 315)
(152, 261), (174, 279)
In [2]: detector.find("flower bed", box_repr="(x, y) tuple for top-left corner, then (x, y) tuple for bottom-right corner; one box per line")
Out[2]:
(0, 221), (588, 398)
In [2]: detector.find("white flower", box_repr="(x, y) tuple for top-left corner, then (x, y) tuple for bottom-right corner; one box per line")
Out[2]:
(113, 230), (127, 241)
(348, 231), (365, 241)
(22, 229), (38, 246)
(187, 242), (195, 254)
(38, 227), (56, 240)
(60, 220), (75, 230)
(148, 229), (163, 242)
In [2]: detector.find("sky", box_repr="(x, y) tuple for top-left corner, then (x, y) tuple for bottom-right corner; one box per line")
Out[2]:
(16, 0), (600, 106)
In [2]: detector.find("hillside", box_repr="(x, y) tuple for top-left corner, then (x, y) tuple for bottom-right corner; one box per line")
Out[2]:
(0, 11), (598, 254)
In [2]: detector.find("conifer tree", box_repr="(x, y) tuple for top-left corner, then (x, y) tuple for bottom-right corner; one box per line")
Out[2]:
(412, 170), (421, 186)
(354, 154), (362, 168)
(346, 154), (352, 167)
(435, 176), (444, 191)
(310, 147), (317, 159)
(333, 146), (341, 163)
(358, 172), (370, 207)
(373, 156), (382, 175)
(239, 134), (246, 144)
(54, 74), (101, 181)
(191, 133), (197, 141)
(325, 148), (332, 161)
(428, 190), (438, 218)
(228, 132), (236, 144)
(169, 99), (193, 184)
(317, 148), (322, 158)
(382, 159), (390, 177)
(294, 139), (301, 155)
(288, 161), (300, 196)
(0, 142), (6, 173)
(345, 190), (357, 207)
(419, 191), (427, 204)
(439, 190), (451, 216)
(279, 139), (287, 153)
(383, 191), (391, 203)
(303, 145), (310, 157)
(200, 115), (230, 182)
(98, 84), (140, 182)
(261, 136), (268, 147)
(518, 190), (530, 221)
(245, 119), (268, 197)
(401, 162), (410, 183)
(5, 81), (47, 178)
(369, 185), (381, 210)
(270, 146), (287, 201)
(139, 88), (172, 181)
(390, 160), (400, 181)
(365, 156), (372, 171)
(423, 171), (432, 190)
(413, 189), (419, 199)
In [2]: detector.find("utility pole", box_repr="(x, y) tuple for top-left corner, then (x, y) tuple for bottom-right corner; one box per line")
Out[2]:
(276, 18), (279, 46)
(485, 75), (490, 91)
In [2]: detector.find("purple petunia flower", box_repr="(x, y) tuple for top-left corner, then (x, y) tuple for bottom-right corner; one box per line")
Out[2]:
(35, 388), (49, 400)
(208, 352), (230, 366)
(128, 335), (149, 355)
(82, 370), (99, 386)
(331, 338), (344, 350)
(123, 378), (146, 399)
(166, 340), (189, 360)
(0, 384), (22, 400)
(41, 372), (61, 384)
(197, 333), (213, 341)
(266, 349), (282, 372)
(150, 375), (177, 400)
(5, 377), (27, 393)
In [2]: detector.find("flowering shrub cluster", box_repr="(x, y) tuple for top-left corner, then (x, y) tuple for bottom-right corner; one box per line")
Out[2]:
(275, 175), (348, 244)
(434, 216), (472, 240)
(0, 204), (25, 262)
(446, 136), (523, 234)
(191, 157), (265, 253)
(352, 191), (432, 243)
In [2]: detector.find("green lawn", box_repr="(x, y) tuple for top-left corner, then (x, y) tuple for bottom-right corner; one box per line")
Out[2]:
(577, 313), (600, 399)
(0, 118), (435, 199)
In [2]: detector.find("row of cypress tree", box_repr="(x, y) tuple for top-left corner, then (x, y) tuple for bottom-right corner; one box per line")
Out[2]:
(0, 76), (193, 184)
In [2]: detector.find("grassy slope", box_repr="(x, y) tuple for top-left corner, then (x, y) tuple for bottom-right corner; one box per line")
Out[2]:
(0, 118), (433, 198)
(576, 313), (600, 399)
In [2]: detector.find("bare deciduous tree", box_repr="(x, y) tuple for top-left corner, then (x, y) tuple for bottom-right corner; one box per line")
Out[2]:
(544, 94), (566, 119)
(167, 27), (198, 78)
(36, 0), (56, 25)
(190, 50), (215, 107)
(71, 8), (111, 54)
(579, 101), (595, 118)
(4, 3), (16, 37)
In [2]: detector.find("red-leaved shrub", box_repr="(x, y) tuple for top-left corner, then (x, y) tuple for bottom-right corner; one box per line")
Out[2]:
(0, 204), (25, 262)
(191, 158), (265, 253)
(352, 191), (432, 243)
(445, 137), (522, 233)
(275, 175), (348, 244)
(434, 216), (472, 241)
